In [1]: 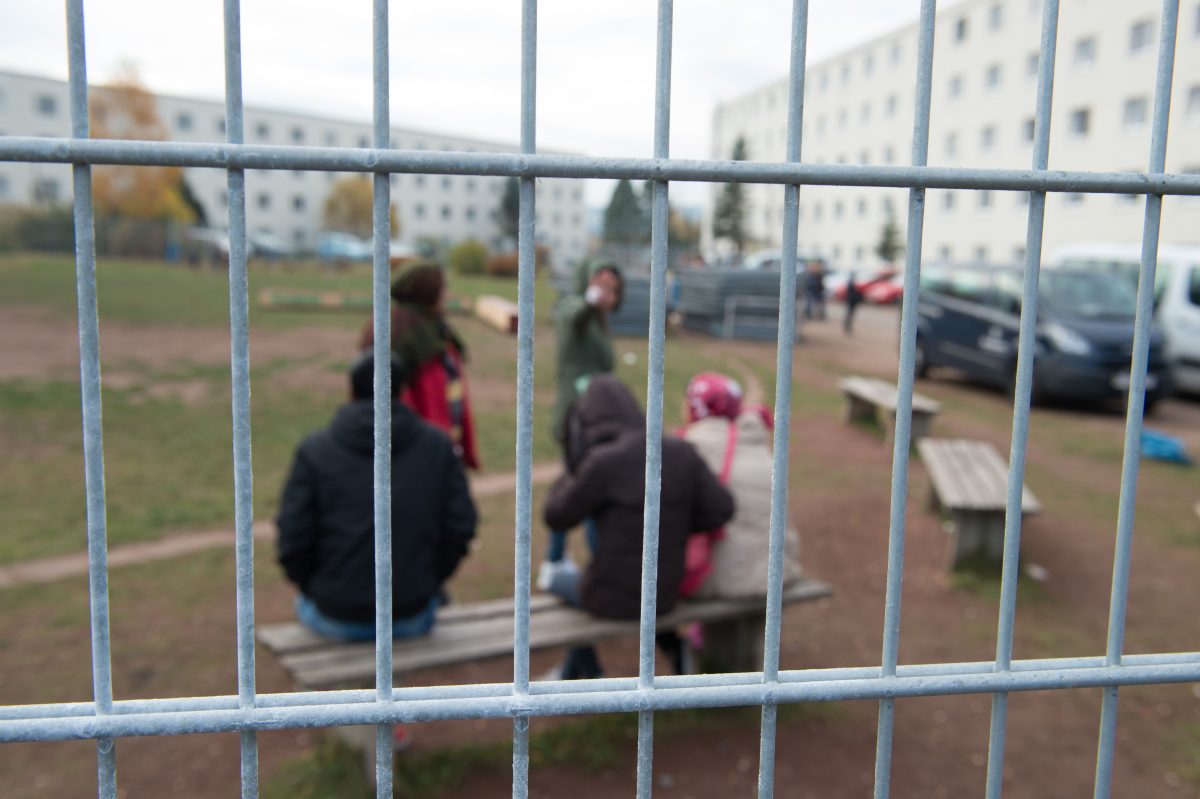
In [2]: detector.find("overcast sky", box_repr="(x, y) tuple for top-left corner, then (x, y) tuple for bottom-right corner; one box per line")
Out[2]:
(1, 0), (958, 208)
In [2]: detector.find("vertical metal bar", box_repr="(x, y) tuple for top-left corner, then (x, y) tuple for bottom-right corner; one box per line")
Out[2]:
(371, 0), (395, 794)
(512, 0), (537, 796)
(64, 2), (117, 796)
(983, 4), (1059, 797)
(873, 1), (936, 797)
(1094, 3), (1178, 797)
(635, 2), (673, 797)
(757, 2), (808, 798)
(220, 1), (259, 794)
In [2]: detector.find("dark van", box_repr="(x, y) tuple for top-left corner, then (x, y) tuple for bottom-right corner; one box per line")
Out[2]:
(915, 263), (1173, 411)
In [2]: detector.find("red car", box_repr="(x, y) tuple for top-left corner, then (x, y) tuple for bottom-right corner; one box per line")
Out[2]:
(863, 273), (904, 304)
(830, 268), (898, 302)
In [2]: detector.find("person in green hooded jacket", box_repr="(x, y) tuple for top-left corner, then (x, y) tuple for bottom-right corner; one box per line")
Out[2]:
(538, 260), (624, 590)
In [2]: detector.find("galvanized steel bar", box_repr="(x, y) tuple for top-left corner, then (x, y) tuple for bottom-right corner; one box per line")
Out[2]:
(512, 0), (538, 796)
(636, 3), (674, 795)
(64, 1), (117, 795)
(5, 651), (1198, 725)
(983, 3), (1060, 796)
(219, 1), (259, 794)
(1094, 3), (1179, 797)
(3, 659), (1199, 744)
(757, 3), (808, 797)
(370, 0), (396, 794)
(5, 137), (1200, 195)
(873, 1), (936, 797)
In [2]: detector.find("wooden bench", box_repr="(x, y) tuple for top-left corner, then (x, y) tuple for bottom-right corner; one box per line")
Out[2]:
(839, 376), (941, 444)
(917, 438), (1042, 569)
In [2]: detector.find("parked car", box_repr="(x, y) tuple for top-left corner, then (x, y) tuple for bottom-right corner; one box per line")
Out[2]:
(1050, 243), (1200, 396)
(863, 272), (904, 305)
(829, 268), (898, 302)
(316, 231), (373, 263)
(742, 249), (829, 274)
(915, 262), (1173, 411)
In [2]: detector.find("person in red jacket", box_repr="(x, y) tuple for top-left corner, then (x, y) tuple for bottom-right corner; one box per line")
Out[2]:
(360, 260), (480, 470)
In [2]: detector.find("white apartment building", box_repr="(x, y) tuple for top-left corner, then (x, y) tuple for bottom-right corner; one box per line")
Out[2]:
(0, 70), (587, 262)
(708, 0), (1200, 267)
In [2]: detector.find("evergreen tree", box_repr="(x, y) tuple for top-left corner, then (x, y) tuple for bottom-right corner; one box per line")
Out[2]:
(712, 136), (750, 254)
(499, 177), (520, 245)
(875, 210), (904, 264)
(603, 179), (645, 245)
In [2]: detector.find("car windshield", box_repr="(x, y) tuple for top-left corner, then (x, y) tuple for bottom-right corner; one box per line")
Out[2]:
(1040, 271), (1136, 319)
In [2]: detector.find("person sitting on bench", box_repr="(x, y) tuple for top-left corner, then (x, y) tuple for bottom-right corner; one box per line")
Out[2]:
(276, 350), (478, 643)
(542, 374), (735, 679)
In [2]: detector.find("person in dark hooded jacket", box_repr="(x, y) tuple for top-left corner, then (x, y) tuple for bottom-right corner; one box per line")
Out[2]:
(542, 375), (735, 679)
(276, 351), (477, 642)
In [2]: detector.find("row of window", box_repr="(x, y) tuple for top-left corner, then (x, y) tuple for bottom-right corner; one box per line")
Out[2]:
(794, 241), (1014, 267)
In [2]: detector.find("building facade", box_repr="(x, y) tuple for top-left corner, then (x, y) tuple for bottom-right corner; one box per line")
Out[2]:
(708, 0), (1200, 267)
(0, 70), (588, 262)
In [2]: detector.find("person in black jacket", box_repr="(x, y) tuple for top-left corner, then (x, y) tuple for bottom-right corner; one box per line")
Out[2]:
(276, 350), (477, 642)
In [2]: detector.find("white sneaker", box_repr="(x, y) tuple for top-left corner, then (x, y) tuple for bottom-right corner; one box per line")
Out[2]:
(536, 555), (578, 592)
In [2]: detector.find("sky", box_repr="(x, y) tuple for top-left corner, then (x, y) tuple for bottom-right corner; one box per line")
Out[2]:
(0, 0), (960, 209)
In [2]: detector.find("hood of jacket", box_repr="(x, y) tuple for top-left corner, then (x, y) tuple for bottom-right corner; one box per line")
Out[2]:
(328, 400), (423, 456)
(573, 259), (623, 296)
(576, 374), (644, 448)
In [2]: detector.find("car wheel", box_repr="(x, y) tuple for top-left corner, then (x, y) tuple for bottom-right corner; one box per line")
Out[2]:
(914, 340), (930, 378)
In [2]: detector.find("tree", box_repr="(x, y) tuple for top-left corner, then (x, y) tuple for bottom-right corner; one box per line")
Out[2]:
(498, 177), (520, 245)
(89, 64), (194, 222)
(323, 175), (398, 239)
(602, 179), (646, 246)
(712, 136), (750, 255)
(875, 210), (904, 264)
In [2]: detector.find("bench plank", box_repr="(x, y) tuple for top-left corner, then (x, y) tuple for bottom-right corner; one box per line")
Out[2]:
(918, 439), (1040, 513)
(262, 577), (832, 689)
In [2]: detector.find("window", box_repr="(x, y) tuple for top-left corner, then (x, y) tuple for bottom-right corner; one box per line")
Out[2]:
(946, 132), (959, 157)
(861, 102), (871, 122)
(857, 199), (867, 216)
(325, 131), (337, 146)
(813, 203), (823, 221)
(837, 108), (847, 128)
(882, 196), (895, 214)
(1069, 107), (1091, 137)
(1195, 3), (1200, 37)
(1075, 37), (1097, 68)
(1013, 246), (1027, 264)
(415, 175), (426, 187)
(217, 191), (228, 207)
(816, 116), (826, 135)
(1187, 85), (1200, 120)
(1064, 192), (1085, 205)
(1130, 19), (1154, 54)
(292, 195), (305, 211)
(974, 246), (989, 263)
(855, 246), (865, 262)
(981, 125), (997, 150)
(414, 203), (425, 218)
(883, 146), (895, 164)
(255, 122), (270, 140)
(1016, 192), (1030, 206)
(465, 207), (476, 221)
(35, 94), (56, 115)
(819, 71), (829, 91)
(939, 245), (953, 260)
(949, 74), (964, 98)
(978, 190), (993, 208)
(1022, 117), (1035, 142)
(890, 42), (902, 64)
(840, 62), (851, 83)
(33, 178), (60, 204)
(859, 149), (870, 164)
(358, 135), (370, 148)
(466, 178), (476, 192)
(834, 201), (844, 219)
(954, 17), (969, 42)
(257, 193), (271, 209)
(989, 3), (1003, 30)
(0, 175), (8, 198)
(441, 205), (451, 219)
(216, 117), (226, 135)
(0, 88), (5, 112)
(985, 63), (1002, 90)
(1123, 96), (1149, 129)
(176, 112), (193, 131)
(442, 176), (452, 190)
(864, 52), (875, 75)
(291, 127), (304, 144)
(943, 191), (956, 210)
(886, 94), (898, 116)
(1026, 52), (1040, 78)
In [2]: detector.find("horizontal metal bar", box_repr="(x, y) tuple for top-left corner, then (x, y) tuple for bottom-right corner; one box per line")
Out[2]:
(2, 137), (1197, 195)
(2, 657), (1197, 743)
(4, 651), (1196, 723)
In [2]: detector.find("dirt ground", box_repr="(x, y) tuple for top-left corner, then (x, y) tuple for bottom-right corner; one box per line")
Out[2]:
(2, 303), (1199, 797)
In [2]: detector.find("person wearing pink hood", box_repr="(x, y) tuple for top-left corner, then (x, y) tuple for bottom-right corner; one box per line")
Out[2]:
(677, 373), (801, 600)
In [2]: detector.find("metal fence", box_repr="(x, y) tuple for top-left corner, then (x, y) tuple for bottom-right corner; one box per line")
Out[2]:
(1, 0), (1199, 797)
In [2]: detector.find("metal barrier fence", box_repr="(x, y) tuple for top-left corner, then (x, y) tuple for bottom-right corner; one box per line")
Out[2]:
(1, 0), (1199, 797)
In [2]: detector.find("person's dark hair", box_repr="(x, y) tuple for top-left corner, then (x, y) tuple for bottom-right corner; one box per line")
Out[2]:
(391, 261), (445, 309)
(350, 350), (409, 401)
(593, 264), (624, 313)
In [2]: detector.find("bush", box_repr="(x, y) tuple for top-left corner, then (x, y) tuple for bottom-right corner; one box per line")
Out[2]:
(447, 239), (488, 275)
(485, 251), (519, 278)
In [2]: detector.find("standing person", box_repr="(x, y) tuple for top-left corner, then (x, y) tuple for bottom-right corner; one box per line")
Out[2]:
(538, 261), (624, 588)
(541, 375), (735, 679)
(844, 271), (864, 335)
(802, 260), (826, 321)
(676, 373), (800, 602)
(359, 260), (480, 470)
